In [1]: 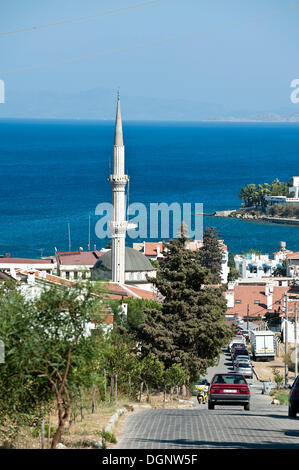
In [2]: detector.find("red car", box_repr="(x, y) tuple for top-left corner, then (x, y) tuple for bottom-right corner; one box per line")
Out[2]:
(231, 345), (247, 359)
(208, 373), (251, 410)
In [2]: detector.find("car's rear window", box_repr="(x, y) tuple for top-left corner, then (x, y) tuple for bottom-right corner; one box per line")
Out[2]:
(212, 374), (247, 385)
(237, 363), (250, 368)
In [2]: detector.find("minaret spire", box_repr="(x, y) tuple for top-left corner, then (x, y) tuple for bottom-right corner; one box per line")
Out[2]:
(114, 90), (123, 146)
(109, 92), (128, 284)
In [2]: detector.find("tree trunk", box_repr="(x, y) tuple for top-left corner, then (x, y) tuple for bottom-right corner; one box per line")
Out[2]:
(139, 381), (144, 402)
(163, 386), (166, 405)
(110, 375), (114, 400)
(186, 376), (190, 399)
(114, 374), (118, 402)
(48, 414), (51, 447)
(40, 418), (45, 449)
(51, 394), (70, 449)
(79, 389), (84, 421)
(145, 382), (149, 402)
(68, 416), (72, 434)
(129, 375), (132, 398)
(104, 368), (107, 401)
(91, 387), (96, 414)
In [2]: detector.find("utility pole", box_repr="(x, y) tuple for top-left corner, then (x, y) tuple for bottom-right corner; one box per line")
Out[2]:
(247, 304), (249, 331)
(68, 223), (71, 252)
(88, 215), (91, 251)
(295, 302), (298, 378)
(284, 292), (289, 386)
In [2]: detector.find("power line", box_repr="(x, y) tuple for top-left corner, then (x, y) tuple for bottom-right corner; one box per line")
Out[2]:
(0, 0), (169, 38)
(1, 3), (299, 76)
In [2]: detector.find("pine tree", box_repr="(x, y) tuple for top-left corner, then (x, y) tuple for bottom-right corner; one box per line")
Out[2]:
(200, 226), (223, 284)
(137, 230), (232, 382)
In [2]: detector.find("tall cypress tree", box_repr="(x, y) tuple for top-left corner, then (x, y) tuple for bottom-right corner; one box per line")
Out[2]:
(137, 230), (232, 382)
(200, 226), (223, 284)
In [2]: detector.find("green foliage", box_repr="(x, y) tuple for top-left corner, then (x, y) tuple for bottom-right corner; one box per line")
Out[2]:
(272, 259), (287, 277)
(272, 368), (283, 389)
(96, 429), (117, 447)
(227, 253), (240, 282)
(121, 297), (162, 331)
(0, 281), (107, 447)
(200, 227), (223, 284)
(164, 364), (186, 390)
(239, 179), (290, 209)
(30, 423), (56, 438)
(268, 203), (299, 219)
(138, 353), (165, 389)
(136, 229), (233, 382)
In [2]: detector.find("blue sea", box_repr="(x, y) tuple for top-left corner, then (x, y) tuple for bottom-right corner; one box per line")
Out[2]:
(0, 119), (298, 258)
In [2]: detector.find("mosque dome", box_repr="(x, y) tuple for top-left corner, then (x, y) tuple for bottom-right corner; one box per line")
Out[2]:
(91, 247), (155, 281)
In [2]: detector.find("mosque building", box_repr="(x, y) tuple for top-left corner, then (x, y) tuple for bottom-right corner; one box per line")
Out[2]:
(91, 93), (156, 290)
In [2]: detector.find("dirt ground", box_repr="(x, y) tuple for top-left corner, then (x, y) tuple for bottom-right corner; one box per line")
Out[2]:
(252, 350), (296, 383)
(3, 400), (136, 449)
(4, 394), (195, 449)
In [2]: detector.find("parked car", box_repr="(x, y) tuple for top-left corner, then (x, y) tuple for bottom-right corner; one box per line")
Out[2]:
(208, 373), (251, 410)
(232, 349), (250, 362)
(233, 353), (251, 367)
(234, 358), (252, 370)
(240, 329), (250, 340)
(228, 338), (246, 352)
(288, 375), (299, 417)
(231, 345), (247, 358)
(234, 363), (253, 379)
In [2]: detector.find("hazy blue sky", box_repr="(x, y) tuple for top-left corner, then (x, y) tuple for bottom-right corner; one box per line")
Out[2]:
(1, 0), (299, 111)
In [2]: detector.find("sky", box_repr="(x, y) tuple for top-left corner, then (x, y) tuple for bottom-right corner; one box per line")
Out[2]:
(1, 0), (299, 114)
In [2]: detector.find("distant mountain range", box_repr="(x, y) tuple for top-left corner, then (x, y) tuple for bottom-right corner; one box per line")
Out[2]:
(0, 87), (299, 122)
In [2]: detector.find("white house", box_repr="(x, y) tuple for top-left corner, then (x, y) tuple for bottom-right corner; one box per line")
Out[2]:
(234, 242), (292, 280)
(265, 176), (299, 206)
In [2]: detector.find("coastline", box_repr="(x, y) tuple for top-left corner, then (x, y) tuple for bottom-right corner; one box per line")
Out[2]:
(202, 211), (299, 227)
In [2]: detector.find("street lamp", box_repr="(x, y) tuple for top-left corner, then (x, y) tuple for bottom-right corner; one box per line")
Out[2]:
(284, 292), (289, 386)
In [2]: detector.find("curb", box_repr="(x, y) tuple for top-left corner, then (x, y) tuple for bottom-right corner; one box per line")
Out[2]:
(94, 405), (152, 449)
(94, 407), (128, 449)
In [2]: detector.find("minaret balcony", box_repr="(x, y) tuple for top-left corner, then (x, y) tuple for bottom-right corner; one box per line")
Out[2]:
(109, 220), (128, 235)
(109, 174), (128, 185)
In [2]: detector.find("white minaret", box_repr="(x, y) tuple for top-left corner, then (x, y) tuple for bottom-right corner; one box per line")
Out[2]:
(109, 92), (128, 284)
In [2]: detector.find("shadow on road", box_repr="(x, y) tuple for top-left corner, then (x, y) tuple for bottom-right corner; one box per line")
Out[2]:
(130, 437), (299, 449)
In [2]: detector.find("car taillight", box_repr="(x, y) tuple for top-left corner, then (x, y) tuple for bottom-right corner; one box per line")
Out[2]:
(210, 387), (219, 394)
(240, 389), (250, 394)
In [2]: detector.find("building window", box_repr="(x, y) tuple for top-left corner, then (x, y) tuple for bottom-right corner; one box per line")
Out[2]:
(65, 272), (70, 279)
(254, 300), (260, 305)
(235, 300), (242, 304)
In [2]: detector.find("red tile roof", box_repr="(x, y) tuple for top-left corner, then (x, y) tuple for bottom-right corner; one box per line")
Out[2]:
(57, 250), (103, 266)
(286, 251), (299, 259)
(144, 242), (164, 257)
(0, 257), (53, 264)
(226, 285), (296, 317)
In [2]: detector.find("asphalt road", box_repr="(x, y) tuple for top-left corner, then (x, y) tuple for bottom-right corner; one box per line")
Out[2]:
(115, 350), (299, 449)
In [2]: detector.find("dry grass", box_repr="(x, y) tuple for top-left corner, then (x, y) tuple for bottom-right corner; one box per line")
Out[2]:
(1, 393), (195, 449)
(1, 399), (136, 449)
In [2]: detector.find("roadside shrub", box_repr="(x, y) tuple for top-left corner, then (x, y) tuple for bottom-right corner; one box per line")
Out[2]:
(272, 368), (283, 389)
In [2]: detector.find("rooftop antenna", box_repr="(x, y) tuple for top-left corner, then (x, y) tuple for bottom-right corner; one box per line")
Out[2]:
(68, 223), (71, 252)
(88, 215), (91, 251)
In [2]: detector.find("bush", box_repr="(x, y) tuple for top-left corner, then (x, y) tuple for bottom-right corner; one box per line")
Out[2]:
(96, 429), (117, 445)
(272, 368), (283, 389)
(30, 423), (56, 438)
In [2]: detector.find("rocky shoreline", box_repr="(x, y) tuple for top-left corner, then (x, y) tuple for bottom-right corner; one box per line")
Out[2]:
(205, 210), (299, 226)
